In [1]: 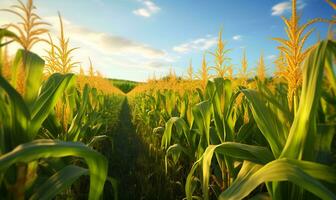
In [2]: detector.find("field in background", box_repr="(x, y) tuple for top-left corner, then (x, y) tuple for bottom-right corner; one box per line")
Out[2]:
(109, 79), (140, 94)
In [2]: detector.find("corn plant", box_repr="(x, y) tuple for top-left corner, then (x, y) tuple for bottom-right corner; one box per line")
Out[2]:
(45, 12), (79, 75)
(0, 25), (114, 198)
(0, 0), (49, 51)
(185, 40), (336, 200)
(273, 0), (330, 110)
(0, 56), (108, 199)
(0, 139), (107, 200)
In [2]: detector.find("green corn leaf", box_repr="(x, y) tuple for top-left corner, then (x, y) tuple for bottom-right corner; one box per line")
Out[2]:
(21, 50), (45, 105)
(186, 156), (202, 200)
(257, 82), (293, 123)
(248, 193), (271, 200)
(214, 78), (232, 119)
(165, 143), (193, 174)
(0, 28), (18, 47)
(201, 142), (274, 200)
(161, 117), (190, 149)
(87, 135), (112, 147)
(192, 100), (212, 146)
(185, 142), (274, 200)
(0, 75), (30, 121)
(10, 50), (45, 105)
(0, 75), (30, 148)
(106, 177), (119, 200)
(30, 165), (89, 200)
(29, 73), (75, 139)
(241, 89), (286, 158)
(211, 78), (233, 142)
(42, 112), (62, 138)
(315, 124), (335, 164)
(281, 40), (336, 160)
(324, 41), (336, 94)
(0, 139), (108, 200)
(68, 84), (91, 139)
(219, 158), (336, 200)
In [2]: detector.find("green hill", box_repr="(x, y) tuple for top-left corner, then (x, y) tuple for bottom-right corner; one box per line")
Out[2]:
(109, 79), (141, 93)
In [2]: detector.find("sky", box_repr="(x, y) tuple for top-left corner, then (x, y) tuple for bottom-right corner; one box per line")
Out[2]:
(0, 0), (334, 82)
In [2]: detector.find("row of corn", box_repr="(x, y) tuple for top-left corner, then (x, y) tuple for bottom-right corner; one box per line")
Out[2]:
(0, 0), (124, 199)
(129, 0), (336, 199)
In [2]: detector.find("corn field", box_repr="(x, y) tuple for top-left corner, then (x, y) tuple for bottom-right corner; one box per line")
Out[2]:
(0, 0), (335, 199)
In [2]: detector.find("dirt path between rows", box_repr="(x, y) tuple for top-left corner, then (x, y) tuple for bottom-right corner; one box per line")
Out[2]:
(105, 98), (183, 200)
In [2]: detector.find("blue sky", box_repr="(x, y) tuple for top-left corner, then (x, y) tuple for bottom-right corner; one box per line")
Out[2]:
(0, 0), (334, 81)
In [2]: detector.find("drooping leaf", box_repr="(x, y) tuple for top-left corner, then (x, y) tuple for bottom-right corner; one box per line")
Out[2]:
(0, 28), (18, 47)
(30, 165), (89, 200)
(201, 142), (274, 200)
(0, 139), (108, 200)
(219, 159), (336, 200)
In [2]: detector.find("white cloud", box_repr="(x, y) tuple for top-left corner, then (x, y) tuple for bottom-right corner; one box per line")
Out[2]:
(44, 16), (174, 78)
(267, 55), (276, 60)
(233, 35), (242, 41)
(173, 36), (217, 53)
(272, 2), (291, 16)
(1, 13), (173, 81)
(44, 16), (165, 59)
(133, 0), (160, 18)
(271, 1), (306, 16)
(0, 1), (172, 81)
